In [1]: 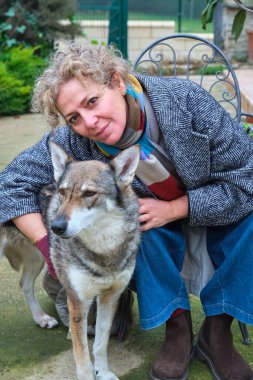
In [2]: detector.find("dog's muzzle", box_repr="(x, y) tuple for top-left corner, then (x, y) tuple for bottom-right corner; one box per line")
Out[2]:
(51, 216), (68, 237)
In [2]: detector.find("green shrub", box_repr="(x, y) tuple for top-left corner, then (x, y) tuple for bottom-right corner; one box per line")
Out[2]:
(0, 45), (48, 85)
(243, 122), (253, 138)
(0, 62), (31, 115)
(0, 46), (48, 115)
(196, 65), (224, 75)
(0, 0), (80, 51)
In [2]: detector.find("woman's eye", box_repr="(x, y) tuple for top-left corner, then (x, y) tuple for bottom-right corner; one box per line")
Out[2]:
(69, 114), (79, 125)
(83, 190), (96, 197)
(88, 97), (97, 106)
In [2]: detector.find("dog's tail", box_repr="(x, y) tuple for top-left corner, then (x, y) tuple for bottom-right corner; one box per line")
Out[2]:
(115, 288), (134, 342)
(86, 288), (135, 341)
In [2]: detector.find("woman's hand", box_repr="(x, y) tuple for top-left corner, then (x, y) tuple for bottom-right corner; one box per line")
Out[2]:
(138, 195), (189, 231)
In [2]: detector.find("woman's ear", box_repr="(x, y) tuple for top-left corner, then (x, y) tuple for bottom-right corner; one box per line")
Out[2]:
(112, 72), (126, 95)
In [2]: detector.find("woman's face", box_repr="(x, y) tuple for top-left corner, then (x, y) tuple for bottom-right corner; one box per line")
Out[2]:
(56, 75), (128, 145)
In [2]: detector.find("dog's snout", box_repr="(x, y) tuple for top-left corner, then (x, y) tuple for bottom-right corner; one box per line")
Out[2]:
(51, 216), (68, 236)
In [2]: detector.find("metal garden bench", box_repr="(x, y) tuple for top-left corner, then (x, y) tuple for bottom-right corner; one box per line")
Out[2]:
(133, 33), (253, 345)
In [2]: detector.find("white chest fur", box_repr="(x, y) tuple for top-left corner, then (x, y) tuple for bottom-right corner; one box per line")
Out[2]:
(68, 265), (132, 302)
(79, 209), (126, 254)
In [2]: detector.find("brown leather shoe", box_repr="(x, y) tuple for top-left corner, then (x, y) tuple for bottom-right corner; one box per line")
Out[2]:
(150, 310), (195, 380)
(196, 314), (253, 380)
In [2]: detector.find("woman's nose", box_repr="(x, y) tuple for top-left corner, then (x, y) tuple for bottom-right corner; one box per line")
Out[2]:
(80, 110), (98, 128)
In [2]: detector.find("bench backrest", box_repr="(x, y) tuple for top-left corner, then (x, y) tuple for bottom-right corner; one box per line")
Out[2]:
(133, 33), (252, 123)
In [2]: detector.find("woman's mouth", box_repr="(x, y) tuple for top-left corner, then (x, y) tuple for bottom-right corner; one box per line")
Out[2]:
(95, 123), (110, 138)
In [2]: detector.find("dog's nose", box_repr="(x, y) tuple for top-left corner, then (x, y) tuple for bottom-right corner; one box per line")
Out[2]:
(51, 216), (68, 236)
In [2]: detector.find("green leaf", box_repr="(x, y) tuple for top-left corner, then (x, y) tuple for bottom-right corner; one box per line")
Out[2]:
(26, 14), (37, 25)
(0, 23), (12, 32)
(201, 1), (210, 30)
(232, 9), (246, 41)
(5, 7), (15, 18)
(201, 0), (219, 30)
(206, 0), (218, 23)
(6, 39), (17, 47)
(16, 25), (27, 34)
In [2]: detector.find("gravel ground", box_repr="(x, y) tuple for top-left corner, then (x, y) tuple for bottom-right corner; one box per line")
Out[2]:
(23, 343), (143, 380)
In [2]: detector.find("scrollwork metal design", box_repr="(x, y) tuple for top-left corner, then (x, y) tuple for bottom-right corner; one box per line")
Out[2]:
(134, 42), (176, 76)
(133, 34), (242, 121)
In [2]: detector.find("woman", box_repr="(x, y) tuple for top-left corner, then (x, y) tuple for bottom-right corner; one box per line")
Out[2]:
(0, 41), (253, 380)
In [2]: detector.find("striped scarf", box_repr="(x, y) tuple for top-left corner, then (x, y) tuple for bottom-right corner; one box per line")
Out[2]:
(96, 75), (185, 201)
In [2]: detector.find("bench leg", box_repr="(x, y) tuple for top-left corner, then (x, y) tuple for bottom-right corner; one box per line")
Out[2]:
(238, 321), (252, 345)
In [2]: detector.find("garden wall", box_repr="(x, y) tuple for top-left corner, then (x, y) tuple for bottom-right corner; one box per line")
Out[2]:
(58, 20), (214, 63)
(218, 0), (253, 60)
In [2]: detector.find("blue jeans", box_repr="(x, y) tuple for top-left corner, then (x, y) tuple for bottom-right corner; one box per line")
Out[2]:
(131, 212), (253, 330)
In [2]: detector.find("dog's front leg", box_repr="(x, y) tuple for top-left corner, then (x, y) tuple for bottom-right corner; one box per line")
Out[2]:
(67, 295), (94, 380)
(93, 288), (123, 380)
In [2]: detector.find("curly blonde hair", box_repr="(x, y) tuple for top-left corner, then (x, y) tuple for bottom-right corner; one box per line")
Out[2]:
(31, 41), (131, 128)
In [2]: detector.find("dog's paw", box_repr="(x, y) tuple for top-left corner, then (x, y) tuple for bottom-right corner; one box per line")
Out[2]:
(95, 370), (119, 380)
(35, 313), (58, 329)
(76, 363), (94, 380)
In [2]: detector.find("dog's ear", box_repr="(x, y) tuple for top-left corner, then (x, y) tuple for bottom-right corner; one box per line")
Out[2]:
(110, 145), (140, 188)
(49, 142), (73, 182)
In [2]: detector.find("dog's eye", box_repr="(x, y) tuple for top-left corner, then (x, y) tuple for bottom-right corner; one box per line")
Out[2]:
(59, 188), (66, 196)
(83, 191), (96, 197)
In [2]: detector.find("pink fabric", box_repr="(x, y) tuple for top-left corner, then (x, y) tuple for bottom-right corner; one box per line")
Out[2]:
(35, 235), (57, 278)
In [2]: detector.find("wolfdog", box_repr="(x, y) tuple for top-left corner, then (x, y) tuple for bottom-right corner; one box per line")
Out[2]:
(0, 143), (141, 380)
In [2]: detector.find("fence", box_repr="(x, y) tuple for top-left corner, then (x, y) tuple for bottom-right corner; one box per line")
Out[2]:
(72, 0), (212, 60)
(76, 0), (128, 57)
(128, 0), (211, 33)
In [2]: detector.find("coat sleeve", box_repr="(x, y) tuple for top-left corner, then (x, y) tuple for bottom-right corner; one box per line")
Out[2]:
(186, 82), (253, 226)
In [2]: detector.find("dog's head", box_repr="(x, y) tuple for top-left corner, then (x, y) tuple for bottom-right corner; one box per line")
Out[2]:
(49, 142), (140, 238)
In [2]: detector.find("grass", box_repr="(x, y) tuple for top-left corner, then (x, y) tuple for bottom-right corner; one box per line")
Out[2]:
(0, 258), (72, 380)
(0, 114), (252, 379)
(74, 11), (213, 33)
(128, 12), (213, 34)
(243, 122), (253, 138)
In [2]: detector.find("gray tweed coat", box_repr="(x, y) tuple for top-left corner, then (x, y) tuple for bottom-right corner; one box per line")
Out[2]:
(1, 75), (253, 227)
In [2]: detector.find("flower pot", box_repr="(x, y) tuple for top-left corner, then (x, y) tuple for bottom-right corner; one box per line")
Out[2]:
(247, 30), (253, 61)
